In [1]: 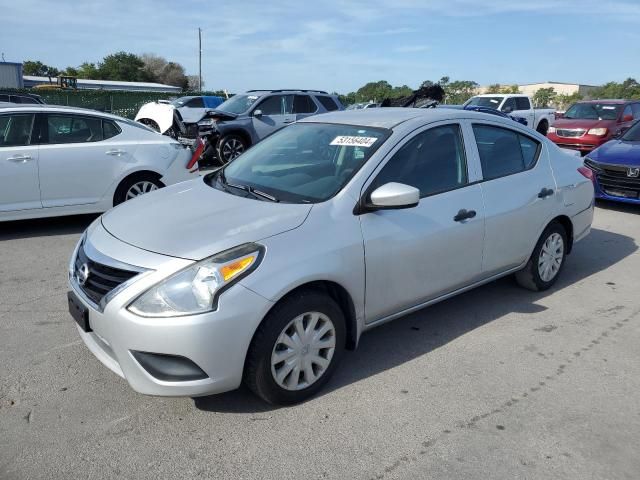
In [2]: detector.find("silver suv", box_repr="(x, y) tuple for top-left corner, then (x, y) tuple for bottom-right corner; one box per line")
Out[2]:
(197, 89), (343, 163)
(68, 108), (593, 405)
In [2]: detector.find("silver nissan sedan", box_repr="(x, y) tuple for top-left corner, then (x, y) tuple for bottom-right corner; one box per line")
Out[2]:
(68, 108), (594, 405)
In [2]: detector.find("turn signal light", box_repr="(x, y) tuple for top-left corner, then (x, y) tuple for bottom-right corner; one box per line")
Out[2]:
(578, 166), (594, 181)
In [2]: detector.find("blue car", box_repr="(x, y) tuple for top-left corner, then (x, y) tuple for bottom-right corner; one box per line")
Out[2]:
(584, 120), (640, 204)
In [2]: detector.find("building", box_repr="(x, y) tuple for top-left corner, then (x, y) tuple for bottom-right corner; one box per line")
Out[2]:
(0, 62), (24, 88)
(516, 81), (599, 98)
(23, 75), (181, 93)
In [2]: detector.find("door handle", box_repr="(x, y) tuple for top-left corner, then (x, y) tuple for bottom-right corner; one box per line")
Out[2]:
(538, 187), (555, 198)
(454, 209), (477, 222)
(7, 154), (33, 163)
(106, 149), (126, 156)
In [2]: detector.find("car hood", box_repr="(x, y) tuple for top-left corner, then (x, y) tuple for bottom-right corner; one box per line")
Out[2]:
(554, 118), (615, 129)
(101, 177), (312, 261)
(589, 140), (640, 166)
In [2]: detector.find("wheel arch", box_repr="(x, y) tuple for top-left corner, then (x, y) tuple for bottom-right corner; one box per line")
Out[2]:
(255, 280), (359, 352)
(549, 214), (574, 253)
(112, 170), (165, 206)
(536, 118), (549, 134)
(219, 128), (253, 147)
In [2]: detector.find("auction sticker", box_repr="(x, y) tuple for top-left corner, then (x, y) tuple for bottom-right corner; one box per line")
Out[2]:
(330, 136), (378, 147)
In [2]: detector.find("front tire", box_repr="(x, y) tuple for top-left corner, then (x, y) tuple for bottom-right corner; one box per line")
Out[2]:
(515, 221), (568, 291)
(217, 134), (248, 164)
(244, 290), (346, 405)
(536, 120), (549, 136)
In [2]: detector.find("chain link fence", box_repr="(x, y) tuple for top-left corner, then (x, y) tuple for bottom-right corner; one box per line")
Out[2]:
(3, 88), (228, 119)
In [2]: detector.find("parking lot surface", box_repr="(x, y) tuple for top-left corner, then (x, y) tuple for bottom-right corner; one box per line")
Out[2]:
(1, 203), (639, 480)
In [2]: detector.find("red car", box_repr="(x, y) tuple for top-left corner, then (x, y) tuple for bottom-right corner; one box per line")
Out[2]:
(548, 99), (640, 154)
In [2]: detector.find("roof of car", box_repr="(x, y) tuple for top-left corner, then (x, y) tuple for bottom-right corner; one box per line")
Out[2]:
(300, 107), (508, 129)
(577, 99), (632, 104)
(0, 104), (126, 121)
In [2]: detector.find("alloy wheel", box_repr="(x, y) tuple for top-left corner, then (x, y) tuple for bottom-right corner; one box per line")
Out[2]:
(125, 181), (159, 200)
(538, 232), (564, 282)
(270, 311), (336, 391)
(221, 138), (245, 162)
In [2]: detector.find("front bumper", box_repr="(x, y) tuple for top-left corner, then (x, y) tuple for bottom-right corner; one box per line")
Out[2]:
(548, 133), (609, 153)
(69, 222), (274, 397)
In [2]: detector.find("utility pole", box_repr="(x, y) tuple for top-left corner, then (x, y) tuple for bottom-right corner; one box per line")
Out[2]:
(198, 27), (202, 92)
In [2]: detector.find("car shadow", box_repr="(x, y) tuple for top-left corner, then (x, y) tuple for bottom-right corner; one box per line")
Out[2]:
(194, 227), (637, 413)
(595, 199), (640, 215)
(0, 214), (98, 240)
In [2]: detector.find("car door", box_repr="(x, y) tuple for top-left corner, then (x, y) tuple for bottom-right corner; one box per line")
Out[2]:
(293, 94), (318, 121)
(251, 94), (295, 140)
(0, 112), (42, 212)
(359, 122), (485, 323)
(514, 97), (535, 127)
(471, 122), (556, 276)
(38, 113), (130, 207)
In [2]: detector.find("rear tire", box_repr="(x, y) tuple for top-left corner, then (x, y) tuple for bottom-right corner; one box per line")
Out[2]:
(244, 290), (346, 405)
(113, 173), (164, 206)
(515, 221), (568, 291)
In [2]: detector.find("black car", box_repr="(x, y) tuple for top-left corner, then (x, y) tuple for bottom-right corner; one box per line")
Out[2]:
(0, 92), (46, 105)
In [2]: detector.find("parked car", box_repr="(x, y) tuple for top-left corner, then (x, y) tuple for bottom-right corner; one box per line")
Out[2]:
(346, 102), (379, 110)
(196, 89), (344, 163)
(439, 104), (528, 125)
(0, 105), (199, 222)
(583, 119), (640, 204)
(547, 100), (640, 154)
(0, 91), (46, 104)
(464, 94), (555, 135)
(134, 95), (225, 134)
(68, 108), (593, 405)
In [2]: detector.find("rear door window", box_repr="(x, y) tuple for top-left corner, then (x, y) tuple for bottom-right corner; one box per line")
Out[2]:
(0, 114), (36, 146)
(632, 104), (640, 118)
(515, 97), (531, 110)
(316, 96), (339, 111)
(293, 95), (317, 114)
(501, 97), (517, 112)
(473, 124), (541, 180)
(46, 115), (104, 144)
(622, 105), (634, 120)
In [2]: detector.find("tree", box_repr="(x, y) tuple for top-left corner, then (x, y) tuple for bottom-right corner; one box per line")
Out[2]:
(355, 80), (394, 103)
(141, 53), (189, 88)
(486, 83), (502, 94)
(97, 52), (152, 82)
(555, 92), (583, 110)
(533, 87), (556, 107)
(77, 62), (100, 79)
(591, 78), (640, 100)
(22, 60), (59, 77)
(444, 80), (479, 104)
(187, 75), (203, 91)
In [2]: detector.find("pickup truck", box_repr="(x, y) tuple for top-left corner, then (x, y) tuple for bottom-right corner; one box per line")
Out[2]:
(463, 94), (555, 135)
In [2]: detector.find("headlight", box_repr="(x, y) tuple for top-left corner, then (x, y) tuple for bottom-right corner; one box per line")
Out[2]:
(197, 118), (217, 127)
(588, 128), (608, 136)
(548, 126), (556, 134)
(128, 243), (264, 317)
(69, 232), (86, 279)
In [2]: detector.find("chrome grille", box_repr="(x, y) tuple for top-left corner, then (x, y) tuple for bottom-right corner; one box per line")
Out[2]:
(73, 244), (138, 304)
(556, 128), (586, 138)
(586, 159), (640, 198)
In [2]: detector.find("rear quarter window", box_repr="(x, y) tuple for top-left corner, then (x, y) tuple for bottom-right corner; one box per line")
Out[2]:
(316, 96), (339, 111)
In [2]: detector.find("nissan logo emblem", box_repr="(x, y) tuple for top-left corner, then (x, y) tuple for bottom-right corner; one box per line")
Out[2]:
(76, 263), (90, 286)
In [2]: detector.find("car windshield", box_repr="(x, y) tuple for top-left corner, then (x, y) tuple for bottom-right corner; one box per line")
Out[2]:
(209, 123), (389, 203)
(621, 121), (640, 142)
(465, 97), (502, 108)
(564, 103), (622, 120)
(216, 94), (261, 114)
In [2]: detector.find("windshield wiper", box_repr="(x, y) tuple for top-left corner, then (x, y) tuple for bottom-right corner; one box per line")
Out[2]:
(251, 188), (278, 202)
(223, 178), (279, 202)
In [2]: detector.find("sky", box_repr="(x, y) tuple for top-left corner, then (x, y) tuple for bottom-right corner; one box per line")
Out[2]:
(2, 0), (639, 93)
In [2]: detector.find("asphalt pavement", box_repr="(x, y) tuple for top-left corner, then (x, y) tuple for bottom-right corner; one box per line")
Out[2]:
(1, 202), (639, 480)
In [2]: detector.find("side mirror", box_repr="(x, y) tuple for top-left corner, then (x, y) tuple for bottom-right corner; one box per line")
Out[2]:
(622, 114), (633, 123)
(253, 109), (263, 118)
(368, 182), (420, 210)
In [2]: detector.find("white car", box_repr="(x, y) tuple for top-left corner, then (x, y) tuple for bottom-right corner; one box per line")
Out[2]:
(464, 94), (556, 135)
(0, 105), (199, 222)
(134, 96), (225, 135)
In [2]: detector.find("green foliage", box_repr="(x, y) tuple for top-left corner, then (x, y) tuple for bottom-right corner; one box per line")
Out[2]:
(591, 78), (640, 100)
(555, 92), (583, 110)
(98, 52), (152, 82)
(500, 85), (520, 94)
(444, 80), (479, 104)
(532, 87), (556, 107)
(23, 60), (59, 77)
(485, 84), (502, 94)
(77, 62), (100, 80)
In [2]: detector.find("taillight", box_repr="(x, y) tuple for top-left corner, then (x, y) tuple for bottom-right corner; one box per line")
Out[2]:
(578, 166), (594, 181)
(187, 138), (204, 171)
